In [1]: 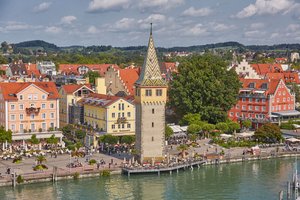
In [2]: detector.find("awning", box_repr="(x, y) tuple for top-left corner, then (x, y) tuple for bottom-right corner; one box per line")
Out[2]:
(220, 134), (233, 138)
(286, 138), (300, 142)
(240, 89), (252, 92)
(254, 90), (265, 94)
(272, 110), (300, 117)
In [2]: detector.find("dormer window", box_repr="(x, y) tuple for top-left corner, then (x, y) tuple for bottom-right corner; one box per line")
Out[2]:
(249, 82), (255, 88)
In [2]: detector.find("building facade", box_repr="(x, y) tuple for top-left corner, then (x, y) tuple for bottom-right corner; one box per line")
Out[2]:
(228, 78), (298, 127)
(135, 27), (168, 163)
(81, 93), (135, 136)
(0, 82), (62, 141)
(59, 84), (93, 127)
(37, 61), (57, 76)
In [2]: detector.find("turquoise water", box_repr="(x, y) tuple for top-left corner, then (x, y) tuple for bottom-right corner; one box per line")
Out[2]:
(0, 158), (298, 200)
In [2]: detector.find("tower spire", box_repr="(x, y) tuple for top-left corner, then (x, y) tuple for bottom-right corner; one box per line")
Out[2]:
(150, 22), (152, 36)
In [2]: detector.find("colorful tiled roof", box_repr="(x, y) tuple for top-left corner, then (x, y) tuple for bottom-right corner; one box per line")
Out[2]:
(250, 63), (283, 75)
(240, 78), (280, 95)
(61, 84), (92, 94)
(0, 82), (59, 100)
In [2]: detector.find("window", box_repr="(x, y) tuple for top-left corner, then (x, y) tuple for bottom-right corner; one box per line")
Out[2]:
(31, 123), (35, 131)
(11, 124), (15, 131)
(42, 104), (46, 109)
(288, 97), (290, 101)
(10, 114), (15, 121)
(50, 103), (54, 109)
(236, 112), (240, 117)
(283, 98), (286, 102)
(236, 105), (240, 109)
(122, 112), (125, 117)
(19, 104), (24, 110)
(242, 98), (246, 102)
(122, 124), (125, 129)
(30, 114), (35, 120)
(277, 98), (279, 103)
(255, 106), (259, 111)
(118, 113), (121, 118)
(146, 89), (152, 96)
(33, 94), (38, 100)
(279, 91), (281, 96)
(156, 89), (162, 96)
(42, 123), (46, 131)
(262, 99), (266, 103)
(248, 105), (252, 110)
(255, 99), (260, 103)
(20, 114), (23, 120)
(118, 103), (121, 110)
(152, 137), (154, 141)
(242, 105), (246, 110)
(152, 122), (154, 127)
(42, 95), (46, 100)
(42, 113), (46, 119)
(118, 124), (121, 129)
(127, 112), (131, 117)
(20, 124), (23, 131)
(50, 123), (54, 128)
(112, 113), (115, 118)
(127, 123), (131, 128)
(28, 94), (32, 100)
(50, 113), (54, 118)
(121, 103), (124, 110)
(230, 112), (234, 117)
(262, 106), (266, 111)
(10, 104), (15, 110)
(112, 124), (115, 129)
(249, 98), (252, 102)
(30, 103), (35, 107)
(152, 109), (155, 114)
(19, 95), (23, 100)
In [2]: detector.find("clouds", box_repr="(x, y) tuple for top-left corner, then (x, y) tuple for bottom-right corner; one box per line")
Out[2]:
(138, 0), (184, 10)
(33, 2), (52, 13)
(182, 7), (212, 17)
(236, 0), (294, 18)
(45, 26), (62, 34)
(61, 16), (77, 24)
(88, 0), (130, 12)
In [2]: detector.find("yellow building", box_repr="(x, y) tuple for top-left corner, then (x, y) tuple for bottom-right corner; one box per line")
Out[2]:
(81, 93), (135, 136)
(58, 84), (94, 127)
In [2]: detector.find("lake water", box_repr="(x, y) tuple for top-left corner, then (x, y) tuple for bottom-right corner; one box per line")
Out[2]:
(0, 158), (298, 200)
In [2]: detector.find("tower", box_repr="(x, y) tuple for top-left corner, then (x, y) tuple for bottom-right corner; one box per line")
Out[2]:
(135, 24), (168, 163)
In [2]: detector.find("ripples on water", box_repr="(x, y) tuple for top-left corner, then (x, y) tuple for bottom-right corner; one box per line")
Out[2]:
(0, 158), (297, 200)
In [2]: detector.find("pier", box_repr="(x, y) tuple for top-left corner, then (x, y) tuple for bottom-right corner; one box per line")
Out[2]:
(122, 159), (207, 176)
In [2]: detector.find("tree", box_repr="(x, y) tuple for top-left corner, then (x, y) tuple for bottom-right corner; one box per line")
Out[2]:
(254, 123), (282, 143)
(242, 119), (252, 130)
(46, 134), (59, 150)
(179, 113), (201, 126)
(29, 134), (39, 145)
(165, 125), (174, 140)
(36, 155), (46, 165)
(0, 127), (12, 149)
(121, 135), (135, 145)
(177, 144), (189, 158)
(84, 71), (100, 85)
(75, 130), (86, 140)
(169, 54), (241, 124)
(99, 134), (118, 145)
(189, 134), (198, 142)
(61, 125), (73, 136)
(227, 121), (240, 134)
(216, 122), (229, 133)
(202, 123), (215, 138)
(187, 124), (201, 135)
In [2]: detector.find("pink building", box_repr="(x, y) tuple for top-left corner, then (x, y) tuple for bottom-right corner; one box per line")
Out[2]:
(0, 82), (62, 141)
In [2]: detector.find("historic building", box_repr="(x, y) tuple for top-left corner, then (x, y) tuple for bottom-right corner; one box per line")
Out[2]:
(0, 82), (63, 141)
(228, 78), (299, 128)
(80, 93), (135, 136)
(58, 84), (94, 127)
(134, 26), (168, 163)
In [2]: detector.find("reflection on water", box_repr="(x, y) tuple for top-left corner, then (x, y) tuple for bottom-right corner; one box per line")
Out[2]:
(0, 158), (297, 200)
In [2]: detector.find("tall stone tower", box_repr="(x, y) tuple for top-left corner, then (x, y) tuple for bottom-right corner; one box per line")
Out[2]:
(135, 24), (168, 164)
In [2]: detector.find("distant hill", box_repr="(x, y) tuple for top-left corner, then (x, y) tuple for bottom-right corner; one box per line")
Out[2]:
(10, 40), (300, 53)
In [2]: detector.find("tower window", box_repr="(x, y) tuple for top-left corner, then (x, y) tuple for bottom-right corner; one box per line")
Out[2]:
(156, 89), (162, 96)
(152, 136), (154, 141)
(152, 109), (155, 114)
(146, 89), (152, 96)
(152, 122), (154, 127)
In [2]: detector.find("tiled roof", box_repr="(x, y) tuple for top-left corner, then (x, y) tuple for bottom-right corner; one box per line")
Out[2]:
(266, 71), (300, 84)
(160, 62), (177, 73)
(0, 82), (59, 100)
(240, 78), (280, 95)
(79, 93), (124, 107)
(119, 68), (139, 95)
(59, 64), (120, 76)
(250, 63), (283, 75)
(61, 84), (92, 94)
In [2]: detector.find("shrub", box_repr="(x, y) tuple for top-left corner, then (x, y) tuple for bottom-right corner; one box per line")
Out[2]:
(33, 164), (48, 171)
(13, 156), (22, 164)
(280, 123), (295, 130)
(100, 170), (110, 177)
(73, 172), (80, 180)
(89, 159), (97, 165)
(39, 128), (43, 132)
(17, 175), (24, 184)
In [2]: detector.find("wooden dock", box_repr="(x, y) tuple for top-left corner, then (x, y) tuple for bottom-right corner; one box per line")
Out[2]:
(122, 160), (207, 176)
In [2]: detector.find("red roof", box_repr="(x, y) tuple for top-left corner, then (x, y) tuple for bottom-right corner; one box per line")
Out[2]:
(250, 63), (283, 75)
(0, 82), (59, 101)
(240, 78), (280, 95)
(161, 62), (177, 73)
(266, 71), (300, 84)
(61, 84), (92, 94)
(59, 64), (120, 76)
(119, 68), (139, 95)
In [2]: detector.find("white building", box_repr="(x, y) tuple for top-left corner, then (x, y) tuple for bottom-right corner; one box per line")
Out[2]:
(37, 61), (57, 76)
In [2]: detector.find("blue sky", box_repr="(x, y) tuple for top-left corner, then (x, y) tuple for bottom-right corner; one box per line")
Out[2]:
(0, 0), (300, 47)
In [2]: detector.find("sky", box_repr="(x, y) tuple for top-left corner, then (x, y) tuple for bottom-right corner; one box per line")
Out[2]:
(0, 0), (300, 47)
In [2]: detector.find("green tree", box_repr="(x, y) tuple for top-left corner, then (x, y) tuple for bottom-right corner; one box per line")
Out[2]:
(99, 134), (118, 145)
(254, 123), (282, 143)
(121, 135), (135, 145)
(202, 123), (215, 138)
(165, 125), (174, 140)
(84, 71), (100, 85)
(227, 121), (240, 134)
(29, 134), (39, 145)
(169, 54), (241, 124)
(36, 155), (46, 165)
(61, 125), (73, 136)
(216, 122), (229, 133)
(75, 130), (86, 140)
(0, 127), (12, 149)
(242, 119), (252, 130)
(179, 113), (201, 126)
(46, 134), (59, 150)
(187, 124), (201, 135)
(177, 144), (189, 158)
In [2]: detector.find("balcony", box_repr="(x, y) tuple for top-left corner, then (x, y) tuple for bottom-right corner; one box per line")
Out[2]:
(25, 107), (41, 115)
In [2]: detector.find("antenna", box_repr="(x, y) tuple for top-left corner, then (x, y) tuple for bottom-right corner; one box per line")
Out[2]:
(150, 22), (153, 35)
